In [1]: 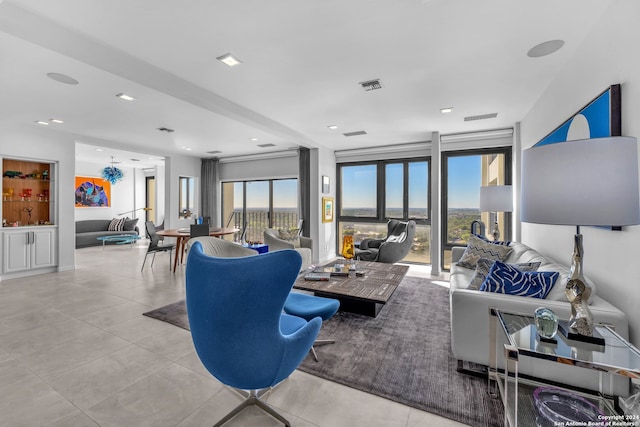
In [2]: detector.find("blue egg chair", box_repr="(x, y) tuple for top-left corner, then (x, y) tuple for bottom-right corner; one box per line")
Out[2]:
(186, 242), (322, 427)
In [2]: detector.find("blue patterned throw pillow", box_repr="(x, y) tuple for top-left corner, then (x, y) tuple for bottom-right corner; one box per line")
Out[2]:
(469, 258), (541, 290)
(479, 260), (559, 299)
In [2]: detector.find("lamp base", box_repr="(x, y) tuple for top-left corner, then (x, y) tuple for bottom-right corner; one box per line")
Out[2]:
(558, 320), (605, 346)
(565, 232), (594, 337)
(491, 221), (500, 241)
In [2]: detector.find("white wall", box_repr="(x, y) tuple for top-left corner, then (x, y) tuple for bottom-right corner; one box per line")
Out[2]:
(164, 154), (201, 230)
(316, 147), (337, 263)
(519, 0), (640, 344)
(0, 124), (75, 272)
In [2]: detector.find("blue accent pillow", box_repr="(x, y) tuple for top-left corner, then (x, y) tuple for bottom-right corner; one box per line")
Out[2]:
(479, 260), (559, 299)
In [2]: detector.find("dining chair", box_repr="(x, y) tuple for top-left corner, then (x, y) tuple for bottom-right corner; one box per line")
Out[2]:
(190, 223), (210, 237)
(141, 221), (176, 271)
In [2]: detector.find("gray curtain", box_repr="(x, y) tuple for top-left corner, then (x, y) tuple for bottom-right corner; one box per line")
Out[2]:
(298, 147), (310, 237)
(201, 158), (219, 225)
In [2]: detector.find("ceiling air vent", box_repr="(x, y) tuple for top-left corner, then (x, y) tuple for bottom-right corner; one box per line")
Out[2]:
(207, 150), (222, 154)
(359, 79), (382, 91)
(157, 127), (175, 133)
(258, 143), (276, 148)
(343, 130), (367, 137)
(464, 113), (498, 122)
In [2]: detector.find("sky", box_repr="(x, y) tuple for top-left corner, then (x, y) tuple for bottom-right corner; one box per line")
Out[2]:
(341, 159), (481, 210)
(233, 179), (298, 209)
(447, 156), (481, 208)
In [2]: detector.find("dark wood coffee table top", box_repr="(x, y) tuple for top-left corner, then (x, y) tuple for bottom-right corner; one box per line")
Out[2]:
(293, 261), (409, 305)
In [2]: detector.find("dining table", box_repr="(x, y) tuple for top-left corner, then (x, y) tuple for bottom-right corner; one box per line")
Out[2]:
(157, 227), (239, 273)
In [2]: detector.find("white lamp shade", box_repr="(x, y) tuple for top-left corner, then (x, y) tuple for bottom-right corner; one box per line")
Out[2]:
(479, 185), (513, 212)
(521, 136), (640, 226)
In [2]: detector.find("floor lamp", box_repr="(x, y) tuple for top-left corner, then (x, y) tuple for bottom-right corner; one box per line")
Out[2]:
(117, 207), (152, 217)
(521, 136), (640, 337)
(479, 185), (513, 241)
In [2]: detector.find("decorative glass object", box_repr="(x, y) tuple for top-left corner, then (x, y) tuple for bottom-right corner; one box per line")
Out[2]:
(534, 386), (604, 425)
(101, 156), (124, 184)
(342, 235), (355, 260)
(534, 307), (559, 340)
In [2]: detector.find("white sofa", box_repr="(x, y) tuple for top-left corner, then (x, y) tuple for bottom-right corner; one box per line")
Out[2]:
(449, 239), (630, 396)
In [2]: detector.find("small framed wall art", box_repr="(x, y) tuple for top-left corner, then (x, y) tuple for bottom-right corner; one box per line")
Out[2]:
(322, 197), (334, 223)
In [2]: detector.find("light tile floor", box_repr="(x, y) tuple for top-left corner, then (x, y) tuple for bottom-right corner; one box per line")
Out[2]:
(0, 241), (467, 427)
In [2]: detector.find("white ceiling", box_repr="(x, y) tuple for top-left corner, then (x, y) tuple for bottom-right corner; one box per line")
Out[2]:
(0, 0), (615, 164)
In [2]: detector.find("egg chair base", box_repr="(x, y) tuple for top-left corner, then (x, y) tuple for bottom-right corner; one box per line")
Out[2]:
(214, 388), (291, 427)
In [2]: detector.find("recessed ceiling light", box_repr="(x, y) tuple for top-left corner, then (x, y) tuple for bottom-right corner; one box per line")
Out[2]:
(440, 107), (453, 114)
(527, 40), (565, 58)
(250, 138), (259, 141)
(217, 53), (242, 67)
(96, 148), (104, 152)
(50, 118), (64, 123)
(328, 125), (338, 130)
(116, 93), (136, 101)
(181, 146), (192, 151)
(46, 72), (79, 85)
(35, 120), (49, 125)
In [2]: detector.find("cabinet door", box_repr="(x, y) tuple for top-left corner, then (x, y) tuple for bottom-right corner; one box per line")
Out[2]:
(3, 231), (30, 273)
(31, 229), (56, 269)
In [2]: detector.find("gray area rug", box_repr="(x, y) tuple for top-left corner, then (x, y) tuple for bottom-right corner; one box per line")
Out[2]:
(142, 277), (502, 427)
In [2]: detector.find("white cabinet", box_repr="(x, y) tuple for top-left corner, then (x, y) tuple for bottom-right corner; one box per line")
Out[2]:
(2, 227), (56, 274)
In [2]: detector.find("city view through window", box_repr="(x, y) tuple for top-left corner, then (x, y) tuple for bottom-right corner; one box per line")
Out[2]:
(338, 161), (430, 263)
(221, 151), (507, 267)
(222, 179), (299, 244)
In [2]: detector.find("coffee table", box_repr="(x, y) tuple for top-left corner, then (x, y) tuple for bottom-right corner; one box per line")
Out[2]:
(96, 234), (140, 248)
(293, 261), (409, 317)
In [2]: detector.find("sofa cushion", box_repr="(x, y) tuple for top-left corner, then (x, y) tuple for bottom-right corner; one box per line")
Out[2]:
(123, 217), (139, 232)
(457, 235), (512, 270)
(479, 260), (559, 299)
(469, 258), (541, 290)
(108, 217), (126, 231)
(75, 219), (112, 233)
(278, 228), (301, 248)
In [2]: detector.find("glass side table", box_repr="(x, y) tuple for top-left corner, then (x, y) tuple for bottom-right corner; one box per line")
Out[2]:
(488, 308), (640, 427)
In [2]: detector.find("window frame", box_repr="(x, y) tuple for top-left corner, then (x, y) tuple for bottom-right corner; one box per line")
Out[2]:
(221, 177), (299, 242)
(178, 176), (194, 218)
(441, 146), (512, 269)
(336, 158), (431, 262)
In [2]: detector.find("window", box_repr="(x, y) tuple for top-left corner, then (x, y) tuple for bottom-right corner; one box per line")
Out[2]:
(337, 159), (430, 264)
(222, 178), (298, 243)
(340, 164), (377, 217)
(178, 176), (194, 218)
(441, 148), (511, 269)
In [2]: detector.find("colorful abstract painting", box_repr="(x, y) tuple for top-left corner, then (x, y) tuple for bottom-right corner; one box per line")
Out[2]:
(534, 84), (621, 147)
(75, 176), (111, 207)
